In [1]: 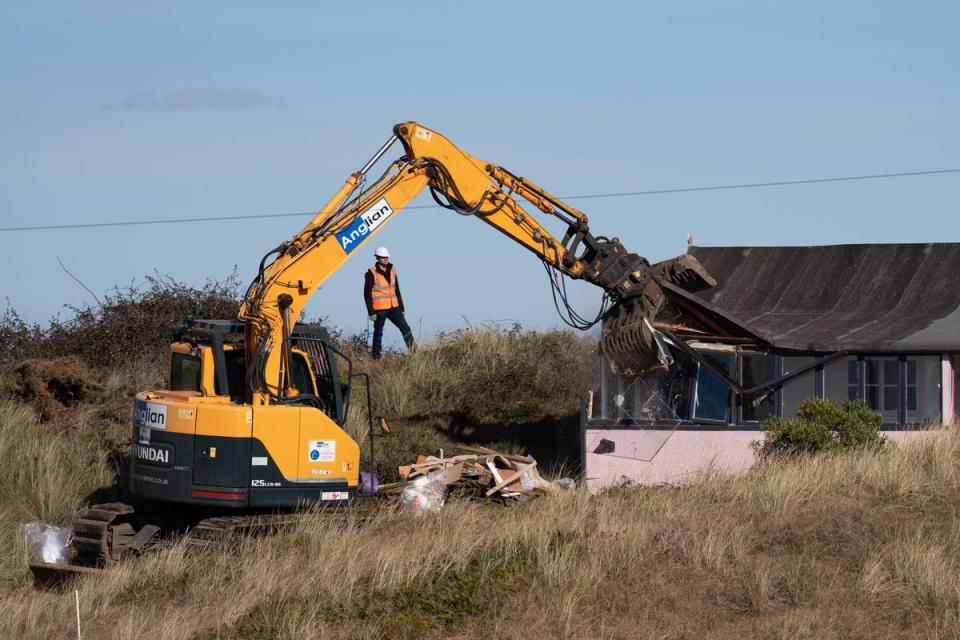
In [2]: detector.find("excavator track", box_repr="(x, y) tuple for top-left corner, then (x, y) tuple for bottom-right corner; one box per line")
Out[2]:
(28, 502), (149, 587)
(185, 505), (374, 551)
(29, 502), (379, 587)
(70, 502), (140, 566)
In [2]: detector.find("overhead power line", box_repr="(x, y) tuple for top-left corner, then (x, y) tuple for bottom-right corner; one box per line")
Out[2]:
(1, 167), (957, 233)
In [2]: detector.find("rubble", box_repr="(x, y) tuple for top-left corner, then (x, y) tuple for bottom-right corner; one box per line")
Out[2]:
(385, 445), (554, 511)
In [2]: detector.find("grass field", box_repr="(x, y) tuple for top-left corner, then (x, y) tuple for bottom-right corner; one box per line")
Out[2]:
(1, 339), (959, 638)
(1, 301), (957, 639)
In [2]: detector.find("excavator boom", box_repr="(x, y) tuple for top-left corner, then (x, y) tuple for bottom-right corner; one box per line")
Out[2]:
(239, 122), (716, 400)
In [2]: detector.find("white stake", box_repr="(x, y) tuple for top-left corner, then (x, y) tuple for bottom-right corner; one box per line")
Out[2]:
(75, 589), (81, 640)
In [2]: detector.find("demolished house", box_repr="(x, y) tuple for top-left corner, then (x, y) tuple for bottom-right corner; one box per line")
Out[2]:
(584, 243), (960, 489)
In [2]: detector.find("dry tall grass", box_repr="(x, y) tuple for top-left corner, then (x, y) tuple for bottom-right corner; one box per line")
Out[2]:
(351, 326), (598, 425)
(1, 311), (955, 638)
(2, 385), (960, 638)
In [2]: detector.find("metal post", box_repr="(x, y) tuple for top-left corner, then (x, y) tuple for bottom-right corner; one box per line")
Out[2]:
(857, 356), (866, 402)
(75, 589), (81, 640)
(776, 355), (784, 418)
(899, 356), (908, 426)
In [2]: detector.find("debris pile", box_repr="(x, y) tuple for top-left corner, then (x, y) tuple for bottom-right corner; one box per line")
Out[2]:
(385, 445), (555, 513)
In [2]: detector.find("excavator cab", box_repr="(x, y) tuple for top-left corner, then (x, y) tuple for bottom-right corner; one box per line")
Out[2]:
(167, 319), (351, 423)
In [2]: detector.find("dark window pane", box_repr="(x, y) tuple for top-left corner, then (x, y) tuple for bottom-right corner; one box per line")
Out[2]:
(848, 360), (857, 384)
(742, 354), (776, 422)
(848, 385), (858, 401)
(224, 350), (246, 400)
(742, 355), (775, 386)
(703, 351), (733, 374)
(884, 387), (899, 411)
(866, 387), (880, 410)
(907, 386), (917, 411)
(907, 360), (917, 385)
(867, 360), (880, 384)
(884, 360), (899, 383)
(170, 353), (201, 392)
(744, 397), (776, 422)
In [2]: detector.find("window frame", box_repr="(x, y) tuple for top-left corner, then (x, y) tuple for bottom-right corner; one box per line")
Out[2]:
(832, 354), (940, 426)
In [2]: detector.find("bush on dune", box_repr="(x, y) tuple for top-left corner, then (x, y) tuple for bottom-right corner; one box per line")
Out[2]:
(756, 396), (884, 459)
(357, 325), (598, 426)
(1, 271), (242, 368)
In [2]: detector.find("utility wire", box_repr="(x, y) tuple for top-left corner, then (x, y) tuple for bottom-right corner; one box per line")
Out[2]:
(1, 167), (957, 233)
(559, 168), (960, 200)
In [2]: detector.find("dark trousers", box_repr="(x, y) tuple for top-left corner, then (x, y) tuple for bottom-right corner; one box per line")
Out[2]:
(372, 308), (415, 359)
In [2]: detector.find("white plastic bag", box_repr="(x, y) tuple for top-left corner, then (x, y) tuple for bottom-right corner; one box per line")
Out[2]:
(518, 464), (539, 492)
(22, 522), (72, 564)
(400, 471), (447, 514)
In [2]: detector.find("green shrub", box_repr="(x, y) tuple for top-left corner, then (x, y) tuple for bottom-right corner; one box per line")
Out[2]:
(755, 397), (883, 459)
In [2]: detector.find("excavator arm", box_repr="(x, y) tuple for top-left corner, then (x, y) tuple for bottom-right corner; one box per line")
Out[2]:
(239, 122), (715, 403)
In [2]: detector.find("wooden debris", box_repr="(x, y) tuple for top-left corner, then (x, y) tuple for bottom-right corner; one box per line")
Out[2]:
(394, 445), (553, 504)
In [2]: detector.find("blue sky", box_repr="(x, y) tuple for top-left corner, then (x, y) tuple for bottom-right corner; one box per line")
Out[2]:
(1, 1), (957, 344)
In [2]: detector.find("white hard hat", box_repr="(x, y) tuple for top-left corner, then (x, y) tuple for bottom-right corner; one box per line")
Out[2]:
(374, 246), (390, 258)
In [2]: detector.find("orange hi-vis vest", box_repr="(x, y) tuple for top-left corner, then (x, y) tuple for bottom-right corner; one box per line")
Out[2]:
(369, 266), (400, 311)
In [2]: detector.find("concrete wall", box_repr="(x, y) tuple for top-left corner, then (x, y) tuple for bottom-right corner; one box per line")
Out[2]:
(584, 426), (937, 491)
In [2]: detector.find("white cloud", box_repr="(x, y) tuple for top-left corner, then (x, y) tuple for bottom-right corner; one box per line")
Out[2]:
(104, 87), (283, 111)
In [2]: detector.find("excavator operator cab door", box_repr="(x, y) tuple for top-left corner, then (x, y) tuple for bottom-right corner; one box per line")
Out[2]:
(289, 331), (351, 426)
(172, 342), (253, 498)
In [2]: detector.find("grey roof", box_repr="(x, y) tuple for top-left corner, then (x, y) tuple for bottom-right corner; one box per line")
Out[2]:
(686, 243), (960, 352)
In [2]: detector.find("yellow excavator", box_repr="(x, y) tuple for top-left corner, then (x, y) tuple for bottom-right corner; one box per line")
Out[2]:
(31, 122), (716, 579)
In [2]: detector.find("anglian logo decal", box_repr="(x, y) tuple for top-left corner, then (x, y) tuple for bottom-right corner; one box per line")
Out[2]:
(133, 400), (167, 429)
(335, 197), (394, 254)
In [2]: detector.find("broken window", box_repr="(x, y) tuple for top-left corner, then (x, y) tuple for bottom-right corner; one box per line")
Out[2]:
(693, 351), (733, 423)
(596, 352), (691, 423)
(741, 353), (777, 422)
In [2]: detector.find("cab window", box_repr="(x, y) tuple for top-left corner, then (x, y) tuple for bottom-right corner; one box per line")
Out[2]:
(224, 349), (247, 401)
(170, 353), (201, 391)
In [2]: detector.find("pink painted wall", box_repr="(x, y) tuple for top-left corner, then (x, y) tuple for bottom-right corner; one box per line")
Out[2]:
(584, 427), (937, 491)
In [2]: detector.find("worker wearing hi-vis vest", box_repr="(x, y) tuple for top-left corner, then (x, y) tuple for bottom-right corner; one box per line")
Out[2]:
(364, 246), (416, 359)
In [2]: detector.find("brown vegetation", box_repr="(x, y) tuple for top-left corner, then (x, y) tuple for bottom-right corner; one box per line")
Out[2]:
(2, 282), (958, 638)
(0, 272), (242, 368)
(12, 357), (97, 422)
(2, 394), (960, 638)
